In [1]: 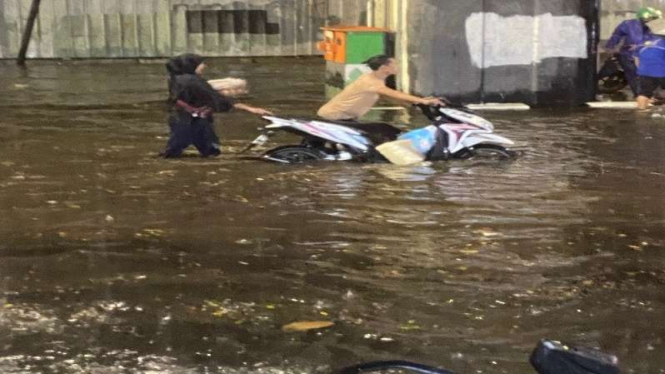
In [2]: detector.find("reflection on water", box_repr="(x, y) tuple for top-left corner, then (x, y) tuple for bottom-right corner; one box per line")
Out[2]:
(0, 59), (664, 374)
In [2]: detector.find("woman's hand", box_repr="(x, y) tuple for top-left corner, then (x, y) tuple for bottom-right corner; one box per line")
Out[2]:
(246, 106), (274, 116)
(234, 103), (274, 116)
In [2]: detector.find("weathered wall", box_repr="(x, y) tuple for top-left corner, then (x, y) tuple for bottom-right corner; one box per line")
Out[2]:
(405, 0), (599, 106)
(0, 0), (369, 59)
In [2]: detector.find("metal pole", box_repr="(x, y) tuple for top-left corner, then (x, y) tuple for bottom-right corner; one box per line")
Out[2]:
(17, 0), (42, 66)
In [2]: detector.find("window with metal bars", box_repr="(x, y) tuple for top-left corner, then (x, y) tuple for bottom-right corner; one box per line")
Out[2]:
(186, 10), (280, 35)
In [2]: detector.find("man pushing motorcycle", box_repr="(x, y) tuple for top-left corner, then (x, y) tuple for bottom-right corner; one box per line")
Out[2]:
(317, 55), (447, 121)
(605, 7), (662, 96)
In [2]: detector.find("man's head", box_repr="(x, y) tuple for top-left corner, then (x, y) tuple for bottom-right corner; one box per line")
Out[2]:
(364, 55), (398, 75)
(637, 7), (662, 23)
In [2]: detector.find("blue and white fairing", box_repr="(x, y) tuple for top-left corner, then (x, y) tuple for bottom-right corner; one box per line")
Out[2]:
(263, 116), (372, 151)
(438, 108), (494, 130)
(397, 108), (513, 155)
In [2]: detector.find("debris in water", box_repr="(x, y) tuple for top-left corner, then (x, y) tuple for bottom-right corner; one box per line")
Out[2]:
(400, 320), (421, 331)
(281, 321), (334, 332)
(474, 228), (501, 237)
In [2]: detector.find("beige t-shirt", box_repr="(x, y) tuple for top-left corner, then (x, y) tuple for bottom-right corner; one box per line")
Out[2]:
(317, 73), (386, 121)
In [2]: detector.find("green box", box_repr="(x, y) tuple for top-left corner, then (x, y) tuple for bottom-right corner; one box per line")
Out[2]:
(345, 32), (387, 64)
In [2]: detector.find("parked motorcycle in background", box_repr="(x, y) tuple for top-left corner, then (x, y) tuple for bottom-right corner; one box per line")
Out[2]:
(597, 53), (628, 94)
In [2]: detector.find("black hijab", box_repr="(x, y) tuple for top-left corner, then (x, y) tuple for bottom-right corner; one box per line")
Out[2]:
(166, 53), (204, 76)
(165, 54), (234, 112)
(166, 53), (204, 103)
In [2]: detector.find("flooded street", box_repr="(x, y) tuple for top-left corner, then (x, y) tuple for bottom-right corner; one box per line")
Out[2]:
(0, 58), (664, 374)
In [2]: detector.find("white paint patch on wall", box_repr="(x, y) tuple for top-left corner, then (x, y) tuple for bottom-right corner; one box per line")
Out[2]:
(465, 12), (588, 69)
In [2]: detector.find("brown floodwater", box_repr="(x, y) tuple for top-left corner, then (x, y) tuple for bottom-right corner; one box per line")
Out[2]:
(0, 58), (664, 374)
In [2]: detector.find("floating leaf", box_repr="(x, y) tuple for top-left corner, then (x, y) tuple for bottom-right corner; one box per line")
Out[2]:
(213, 310), (227, 317)
(282, 321), (334, 332)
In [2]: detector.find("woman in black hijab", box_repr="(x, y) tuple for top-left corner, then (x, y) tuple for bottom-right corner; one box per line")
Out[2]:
(161, 53), (271, 158)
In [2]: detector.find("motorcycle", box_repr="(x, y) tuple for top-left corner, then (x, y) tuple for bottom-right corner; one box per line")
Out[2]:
(332, 339), (619, 374)
(597, 53), (628, 94)
(245, 105), (516, 165)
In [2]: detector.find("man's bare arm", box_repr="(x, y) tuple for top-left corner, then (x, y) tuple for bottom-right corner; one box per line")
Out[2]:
(377, 86), (446, 106)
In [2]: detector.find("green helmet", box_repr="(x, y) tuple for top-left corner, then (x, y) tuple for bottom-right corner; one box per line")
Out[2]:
(637, 7), (662, 21)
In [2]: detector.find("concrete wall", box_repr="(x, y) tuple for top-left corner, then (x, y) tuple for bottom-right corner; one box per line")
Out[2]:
(0, 0), (369, 59)
(393, 0), (599, 106)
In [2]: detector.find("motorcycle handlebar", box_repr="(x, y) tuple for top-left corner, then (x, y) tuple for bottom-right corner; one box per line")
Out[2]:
(415, 102), (472, 121)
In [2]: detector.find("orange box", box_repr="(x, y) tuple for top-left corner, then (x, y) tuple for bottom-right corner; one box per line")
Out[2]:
(318, 26), (392, 63)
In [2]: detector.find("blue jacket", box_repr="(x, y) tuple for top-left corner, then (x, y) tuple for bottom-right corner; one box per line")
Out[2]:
(637, 38), (665, 77)
(606, 19), (655, 57)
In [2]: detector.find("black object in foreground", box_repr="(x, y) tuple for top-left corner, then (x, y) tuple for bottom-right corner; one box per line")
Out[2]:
(332, 340), (619, 374)
(530, 340), (620, 374)
(334, 360), (456, 374)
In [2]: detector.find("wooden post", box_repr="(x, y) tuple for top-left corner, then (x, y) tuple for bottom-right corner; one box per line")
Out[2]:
(17, 0), (42, 66)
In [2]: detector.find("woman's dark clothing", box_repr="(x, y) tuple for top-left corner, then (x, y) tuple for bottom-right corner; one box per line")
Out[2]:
(161, 55), (234, 158)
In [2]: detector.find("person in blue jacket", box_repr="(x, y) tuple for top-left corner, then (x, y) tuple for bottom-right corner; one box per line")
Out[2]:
(605, 7), (662, 96)
(636, 19), (665, 109)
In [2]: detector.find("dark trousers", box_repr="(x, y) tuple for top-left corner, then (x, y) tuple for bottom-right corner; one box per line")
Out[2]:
(619, 53), (639, 96)
(162, 115), (222, 158)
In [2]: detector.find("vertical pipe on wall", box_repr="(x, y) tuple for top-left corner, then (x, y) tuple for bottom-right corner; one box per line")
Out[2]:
(17, 0), (41, 65)
(479, 0), (486, 102)
(531, 0), (542, 98)
(590, 0), (601, 99)
(367, 0), (374, 27)
(396, 0), (409, 93)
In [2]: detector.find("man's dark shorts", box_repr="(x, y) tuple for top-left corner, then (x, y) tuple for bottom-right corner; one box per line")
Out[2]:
(638, 76), (665, 97)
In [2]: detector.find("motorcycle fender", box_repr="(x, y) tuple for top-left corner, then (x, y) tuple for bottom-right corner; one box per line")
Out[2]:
(460, 133), (514, 150)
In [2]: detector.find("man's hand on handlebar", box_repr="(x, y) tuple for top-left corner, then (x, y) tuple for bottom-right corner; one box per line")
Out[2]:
(420, 97), (448, 107)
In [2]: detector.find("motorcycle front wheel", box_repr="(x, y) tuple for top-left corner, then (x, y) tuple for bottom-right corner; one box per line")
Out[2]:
(458, 144), (517, 160)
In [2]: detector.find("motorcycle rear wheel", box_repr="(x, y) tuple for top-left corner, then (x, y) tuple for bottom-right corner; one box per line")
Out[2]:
(263, 146), (328, 164)
(598, 72), (628, 94)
